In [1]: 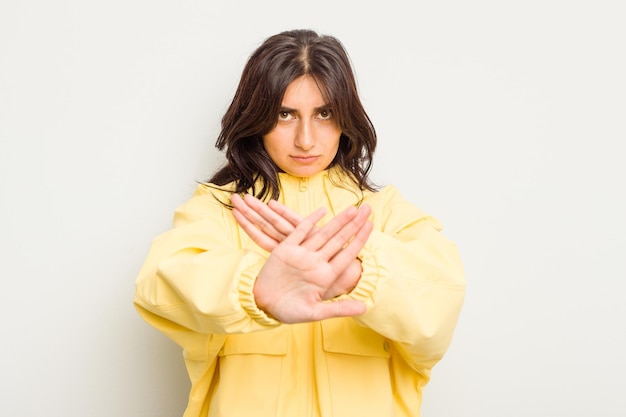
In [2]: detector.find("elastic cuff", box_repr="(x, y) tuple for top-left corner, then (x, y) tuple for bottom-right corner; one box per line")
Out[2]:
(350, 240), (389, 307)
(238, 252), (281, 326)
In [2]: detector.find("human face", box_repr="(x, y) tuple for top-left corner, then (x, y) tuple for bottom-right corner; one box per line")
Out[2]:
(262, 76), (341, 178)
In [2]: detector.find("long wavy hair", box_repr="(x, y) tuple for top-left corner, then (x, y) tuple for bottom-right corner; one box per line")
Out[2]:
(208, 29), (377, 201)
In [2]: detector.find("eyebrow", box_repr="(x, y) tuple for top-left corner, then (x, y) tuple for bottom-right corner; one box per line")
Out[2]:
(279, 104), (331, 114)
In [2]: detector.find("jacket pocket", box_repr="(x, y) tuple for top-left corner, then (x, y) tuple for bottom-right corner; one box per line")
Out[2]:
(321, 319), (394, 417)
(211, 326), (288, 417)
(321, 318), (391, 358)
(220, 325), (288, 356)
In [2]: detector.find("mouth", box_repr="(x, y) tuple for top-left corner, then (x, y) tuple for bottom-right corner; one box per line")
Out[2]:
(291, 155), (319, 164)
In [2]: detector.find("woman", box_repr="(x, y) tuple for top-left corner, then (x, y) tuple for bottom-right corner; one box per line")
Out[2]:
(134, 29), (465, 417)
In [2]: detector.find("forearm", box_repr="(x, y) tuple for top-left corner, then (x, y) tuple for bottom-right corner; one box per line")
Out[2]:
(134, 224), (280, 335)
(350, 228), (465, 369)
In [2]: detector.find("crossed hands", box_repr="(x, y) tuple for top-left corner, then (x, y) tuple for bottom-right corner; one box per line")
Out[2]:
(231, 194), (373, 324)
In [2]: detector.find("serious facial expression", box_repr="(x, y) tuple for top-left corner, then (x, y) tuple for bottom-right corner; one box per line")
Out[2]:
(262, 76), (342, 178)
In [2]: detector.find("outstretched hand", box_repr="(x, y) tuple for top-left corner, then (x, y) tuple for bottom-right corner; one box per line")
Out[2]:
(232, 193), (320, 252)
(231, 193), (373, 323)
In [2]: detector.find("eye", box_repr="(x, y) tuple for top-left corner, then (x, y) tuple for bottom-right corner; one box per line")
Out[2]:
(318, 109), (333, 120)
(278, 110), (294, 121)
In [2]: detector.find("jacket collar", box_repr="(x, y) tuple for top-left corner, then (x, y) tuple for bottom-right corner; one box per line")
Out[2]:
(277, 166), (366, 215)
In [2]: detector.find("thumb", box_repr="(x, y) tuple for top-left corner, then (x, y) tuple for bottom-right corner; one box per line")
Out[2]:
(310, 299), (367, 321)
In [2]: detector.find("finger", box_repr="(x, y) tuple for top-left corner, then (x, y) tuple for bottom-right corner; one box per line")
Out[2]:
(304, 207), (327, 225)
(309, 299), (367, 321)
(302, 205), (358, 252)
(242, 195), (292, 240)
(281, 208), (325, 245)
(231, 194), (271, 230)
(268, 199), (304, 227)
(232, 194), (290, 242)
(329, 219), (373, 274)
(232, 194), (285, 243)
(232, 208), (280, 251)
(315, 204), (372, 259)
(323, 258), (362, 300)
(269, 199), (322, 241)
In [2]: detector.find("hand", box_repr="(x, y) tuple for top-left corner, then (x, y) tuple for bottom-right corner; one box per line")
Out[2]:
(232, 194), (366, 298)
(231, 193), (310, 252)
(231, 193), (373, 323)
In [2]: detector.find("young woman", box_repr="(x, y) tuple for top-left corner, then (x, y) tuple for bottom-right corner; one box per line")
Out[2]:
(134, 29), (465, 417)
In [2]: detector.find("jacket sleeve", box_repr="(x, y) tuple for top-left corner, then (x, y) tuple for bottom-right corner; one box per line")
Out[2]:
(133, 186), (280, 336)
(349, 185), (466, 373)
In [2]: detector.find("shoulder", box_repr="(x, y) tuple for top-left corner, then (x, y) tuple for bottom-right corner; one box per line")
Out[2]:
(364, 185), (443, 231)
(172, 182), (236, 227)
(362, 184), (405, 206)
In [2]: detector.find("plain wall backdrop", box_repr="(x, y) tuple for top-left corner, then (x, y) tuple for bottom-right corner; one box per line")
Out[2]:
(1, 1), (625, 416)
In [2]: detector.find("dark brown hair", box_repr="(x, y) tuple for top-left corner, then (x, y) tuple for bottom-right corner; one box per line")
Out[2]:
(208, 29), (377, 201)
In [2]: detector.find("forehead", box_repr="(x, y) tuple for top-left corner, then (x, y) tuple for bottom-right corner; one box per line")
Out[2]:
(281, 75), (328, 107)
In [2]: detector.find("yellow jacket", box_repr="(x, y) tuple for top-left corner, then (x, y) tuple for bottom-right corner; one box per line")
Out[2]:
(134, 168), (465, 417)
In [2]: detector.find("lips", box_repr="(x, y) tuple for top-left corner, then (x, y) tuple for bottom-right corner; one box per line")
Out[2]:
(291, 155), (319, 164)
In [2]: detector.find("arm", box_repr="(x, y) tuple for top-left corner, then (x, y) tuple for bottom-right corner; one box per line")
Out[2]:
(231, 187), (465, 372)
(134, 186), (373, 334)
(351, 185), (465, 372)
(133, 187), (280, 335)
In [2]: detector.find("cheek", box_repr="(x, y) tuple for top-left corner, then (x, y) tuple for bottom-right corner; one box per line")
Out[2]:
(262, 133), (277, 151)
(319, 123), (341, 141)
(328, 130), (342, 150)
(262, 133), (288, 160)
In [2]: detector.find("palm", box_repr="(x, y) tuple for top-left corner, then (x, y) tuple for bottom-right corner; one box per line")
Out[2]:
(258, 246), (346, 322)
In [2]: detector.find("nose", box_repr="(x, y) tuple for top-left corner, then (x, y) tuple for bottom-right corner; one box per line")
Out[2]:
(294, 119), (314, 151)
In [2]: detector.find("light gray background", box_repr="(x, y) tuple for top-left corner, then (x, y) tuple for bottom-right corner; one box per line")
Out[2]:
(1, 1), (624, 416)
